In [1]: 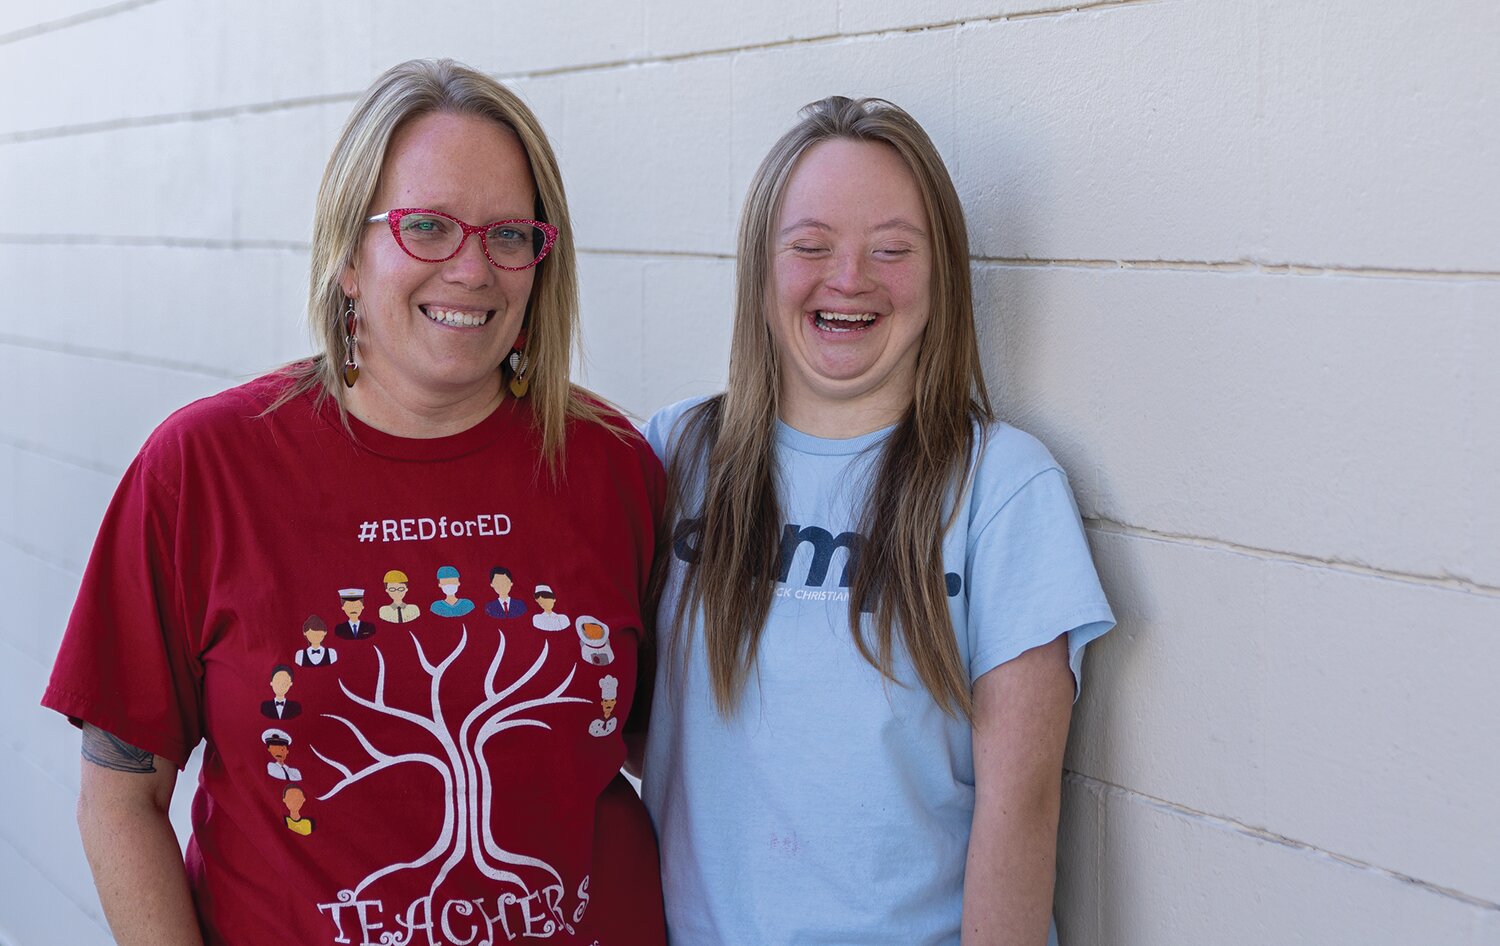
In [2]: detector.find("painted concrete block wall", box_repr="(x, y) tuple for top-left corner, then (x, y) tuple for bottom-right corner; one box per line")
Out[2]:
(2, 1), (1495, 943)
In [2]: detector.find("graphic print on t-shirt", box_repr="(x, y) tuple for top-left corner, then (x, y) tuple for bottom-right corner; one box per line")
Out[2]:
(430, 565), (476, 617)
(484, 566), (529, 620)
(303, 599), (602, 942)
(262, 728), (303, 781)
(295, 615), (338, 668)
(261, 664), (302, 719)
(671, 516), (964, 606)
(531, 583), (570, 631)
(334, 588), (378, 639)
(379, 569), (422, 623)
(575, 616), (614, 666)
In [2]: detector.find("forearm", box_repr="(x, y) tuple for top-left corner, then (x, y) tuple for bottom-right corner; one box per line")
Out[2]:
(960, 783), (1061, 946)
(79, 792), (204, 945)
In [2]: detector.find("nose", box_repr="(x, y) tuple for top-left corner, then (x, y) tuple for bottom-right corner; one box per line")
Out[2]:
(823, 249), (874, 296)
(441, 232), (496, 289)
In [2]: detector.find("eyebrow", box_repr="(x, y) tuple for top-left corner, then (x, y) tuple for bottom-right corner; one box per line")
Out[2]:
(777, 217), (927, 238)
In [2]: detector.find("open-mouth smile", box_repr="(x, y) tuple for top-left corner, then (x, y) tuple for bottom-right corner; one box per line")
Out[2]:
(810, 310), (880, 334)
(421, 305), (494, 328)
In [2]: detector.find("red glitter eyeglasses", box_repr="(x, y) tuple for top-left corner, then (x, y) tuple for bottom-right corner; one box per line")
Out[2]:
(366, 208), (559, 271)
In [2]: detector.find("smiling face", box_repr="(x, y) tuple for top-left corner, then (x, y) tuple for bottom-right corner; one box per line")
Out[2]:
(768, 138), (932, 433)
(340, 110), (539, 412)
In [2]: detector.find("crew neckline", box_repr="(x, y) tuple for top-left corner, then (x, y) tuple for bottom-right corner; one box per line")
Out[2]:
(774, 418), (896, 457)
(316, 388), (527, 462)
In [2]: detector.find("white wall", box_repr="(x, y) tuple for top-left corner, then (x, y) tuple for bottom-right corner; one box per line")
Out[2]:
(2, 2), (1496, 943)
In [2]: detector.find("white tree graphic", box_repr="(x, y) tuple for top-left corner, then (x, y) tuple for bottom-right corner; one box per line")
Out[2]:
(310, 625), (588, 927)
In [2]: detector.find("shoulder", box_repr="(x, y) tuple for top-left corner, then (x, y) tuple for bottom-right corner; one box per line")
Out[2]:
(965, 421), (1075, 520)
(642, 395), (717, 464)
(564, 390), (664, 479)
(135, 371), (306, 485)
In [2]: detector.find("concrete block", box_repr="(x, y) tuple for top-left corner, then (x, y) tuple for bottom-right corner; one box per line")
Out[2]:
(0, 244), (309, 377)
(0, 541), (81, 668)
(1055, 775), (1103, 946)
(0, 443), (115, 577)
(1091, 785), (1489, 946)
(645, 0), (837, 58)
(728, 28), (961, 248)
(1070, 530), (1500, 904)
(1260, 566), (1500, 903)
(0, 345), (230, 471)
(955, 2), (1500, 270)
(1066, 531), (1269, 823)
(576, 253), (646, 409)
(0, 834), (110, 946)
(546, 56), (736, 255)
(0, 2), (647, 137)
(639, 257), (735, 412)
(975, 265), (1500, 585)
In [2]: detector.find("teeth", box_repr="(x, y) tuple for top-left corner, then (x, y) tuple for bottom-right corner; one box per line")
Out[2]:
(425, 307), (488, 327)
(814, 311), (878, 332)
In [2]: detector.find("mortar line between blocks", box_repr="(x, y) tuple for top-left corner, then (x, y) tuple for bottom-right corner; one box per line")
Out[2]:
(573, 248), (1499, 282)
(1084, 518), (1500, 598)
(974, 256), (1500, 281)
(0, 432), (119, 478)
(0, 233), (309, 252)
(0, 0), (163, 46)
(0, 332), (244, 381)
(0, 530), (82, 576)
(1063, 772), (1500, 912)
(0, 0), (1166, 144)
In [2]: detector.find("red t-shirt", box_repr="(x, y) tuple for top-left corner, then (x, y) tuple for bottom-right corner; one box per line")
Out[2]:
(43, 373), (666, 946)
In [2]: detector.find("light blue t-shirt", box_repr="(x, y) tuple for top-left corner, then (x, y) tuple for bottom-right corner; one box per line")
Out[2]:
(641, 397), (1115, 946)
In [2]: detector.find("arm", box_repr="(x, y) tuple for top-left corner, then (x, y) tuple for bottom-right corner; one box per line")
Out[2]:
(961, 635), (1075, 946)
(76, 724), (205, 946)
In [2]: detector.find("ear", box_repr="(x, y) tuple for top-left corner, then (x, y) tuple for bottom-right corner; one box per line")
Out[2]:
(338, 261), (359, 300)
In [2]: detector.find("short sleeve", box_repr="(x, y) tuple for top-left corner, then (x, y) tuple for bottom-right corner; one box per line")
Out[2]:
(964, 467), (1115, 698)
(41, 444), (203, 768)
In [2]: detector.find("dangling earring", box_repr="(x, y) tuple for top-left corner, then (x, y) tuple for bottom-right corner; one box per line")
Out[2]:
(341, 299), (359, 389)
(506, 331), (529, 398)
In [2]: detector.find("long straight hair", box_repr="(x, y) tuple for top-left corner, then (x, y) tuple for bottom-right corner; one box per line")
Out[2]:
(665, 96), (994, 720)
(271, 58), (611, 465)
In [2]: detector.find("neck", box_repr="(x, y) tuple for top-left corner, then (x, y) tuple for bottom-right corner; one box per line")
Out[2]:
(346, 369), (504, 439)
(777, 378), (913, 440)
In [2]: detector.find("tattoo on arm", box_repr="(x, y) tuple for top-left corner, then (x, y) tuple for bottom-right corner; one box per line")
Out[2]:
(81, 723), (157, 774)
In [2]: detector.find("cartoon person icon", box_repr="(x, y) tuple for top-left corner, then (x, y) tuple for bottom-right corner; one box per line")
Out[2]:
(379, 569), (421, 623)
(430, 565), (475, 618)
(282, 784), (314, 836)
(262, 729), (303, 781)
(531, 584), (570, 631)
(293, 615), (338, 667)
(588, 675), (620, 737)
(484, 566), (528, 620)
(333, 588), (378, 640)
(260, 664), (301, 720)
(575, 616), (614, 667)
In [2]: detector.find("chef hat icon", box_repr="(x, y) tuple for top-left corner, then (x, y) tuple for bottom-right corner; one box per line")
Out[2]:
(599, 675), (619, 700)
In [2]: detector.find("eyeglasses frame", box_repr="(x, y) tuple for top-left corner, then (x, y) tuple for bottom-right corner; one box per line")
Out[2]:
(366, 208), (559, 272)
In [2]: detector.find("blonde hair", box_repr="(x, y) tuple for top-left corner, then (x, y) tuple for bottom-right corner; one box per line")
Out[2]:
(664, 96), (994, 719)
(273, 58), (609, 462)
